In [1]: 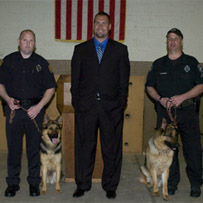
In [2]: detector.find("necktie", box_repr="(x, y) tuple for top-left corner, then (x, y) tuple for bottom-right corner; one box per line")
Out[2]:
(97, 43), (103, 64)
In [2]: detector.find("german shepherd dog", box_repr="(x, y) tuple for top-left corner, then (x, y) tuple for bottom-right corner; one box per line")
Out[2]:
(140, 118), (179, 200)
(40, 114), (63, 195)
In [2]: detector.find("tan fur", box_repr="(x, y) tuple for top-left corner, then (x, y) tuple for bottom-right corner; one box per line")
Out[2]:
(40, 115), (63, 195)
(140, 118), (178, 201)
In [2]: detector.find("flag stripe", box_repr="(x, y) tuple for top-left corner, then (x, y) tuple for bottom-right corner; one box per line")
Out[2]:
(109, 0), (115, 39)
(61, 0), (67, 40)
(55, 0), (61, 39)
(99, 0), (104, 12)
(119, 0), (126, 40)
(77, 0), (83, 40)
(104, 0), (110, 17)
(87, 0), (94, 39)
(114, 0), (120, 40)
(93, 0), (99, 23)
(66, 0), (72, 40)
(82, 0), (88, 40)
(71, 0), (78, 40)
(55, 0), (126, 42)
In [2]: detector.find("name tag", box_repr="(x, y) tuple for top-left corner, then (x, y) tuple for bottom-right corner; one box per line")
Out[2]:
(159, 72), (167, 75)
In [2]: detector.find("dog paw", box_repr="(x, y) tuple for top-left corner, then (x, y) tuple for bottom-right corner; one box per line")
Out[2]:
(56, 189), (61, 194)
(153, 192), (159, 197)
(163, 195), (170, 201)
(41, 191), (46, 195)
(146, 182), (152, 188)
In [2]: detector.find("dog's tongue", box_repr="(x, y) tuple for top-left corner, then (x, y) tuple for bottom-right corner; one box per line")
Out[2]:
(52, 138), (58, 144)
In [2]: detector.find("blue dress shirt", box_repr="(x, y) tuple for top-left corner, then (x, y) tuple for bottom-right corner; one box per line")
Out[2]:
(94, 37), (109, 54)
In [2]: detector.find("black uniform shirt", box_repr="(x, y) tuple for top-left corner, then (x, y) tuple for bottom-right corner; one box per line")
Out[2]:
(0, 51), (57, 99)
(145, 53), (203, 98)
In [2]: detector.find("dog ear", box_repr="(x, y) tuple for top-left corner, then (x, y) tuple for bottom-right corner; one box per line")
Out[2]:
(56, 115), (63, 129)
(43, 114), (50, 128)
(161, 117), (167, 130)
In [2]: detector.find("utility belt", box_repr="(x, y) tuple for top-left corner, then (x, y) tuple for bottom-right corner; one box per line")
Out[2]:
(178, 98), (196, 108)
(16, 98), (41, 107)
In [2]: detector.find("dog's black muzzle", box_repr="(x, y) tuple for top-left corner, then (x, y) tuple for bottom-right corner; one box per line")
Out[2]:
(164, 140), (179, 151)
(48, 133), (58, 140)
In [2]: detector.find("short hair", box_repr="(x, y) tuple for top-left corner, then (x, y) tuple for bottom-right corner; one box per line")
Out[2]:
(19, 29), (36, 41)
(94, 12), (111, 24)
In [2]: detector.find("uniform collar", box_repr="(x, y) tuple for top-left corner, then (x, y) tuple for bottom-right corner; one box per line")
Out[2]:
(165, 52), (186, 65)
(17, 51), (35, 60)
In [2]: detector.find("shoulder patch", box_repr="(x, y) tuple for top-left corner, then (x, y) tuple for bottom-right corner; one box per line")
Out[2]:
(48, 65), (53, 73)
(197, 64), (203, 73)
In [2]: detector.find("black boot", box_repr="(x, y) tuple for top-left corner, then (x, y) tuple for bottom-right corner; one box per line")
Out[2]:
(5, 185), (20, 197)
(73, 189), (85, 197)
(29, 185), (40, 197)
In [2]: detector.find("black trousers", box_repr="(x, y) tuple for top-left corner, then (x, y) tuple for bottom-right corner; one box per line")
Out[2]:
(157, 105), (202, 188)
(74, 101), (124, 192)
(5, 105), (44, 185)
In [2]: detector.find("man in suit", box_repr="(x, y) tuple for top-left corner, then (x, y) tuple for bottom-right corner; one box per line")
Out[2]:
(71, 12), (130, 199)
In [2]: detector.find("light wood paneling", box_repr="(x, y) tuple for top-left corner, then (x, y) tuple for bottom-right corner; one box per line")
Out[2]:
(123, 76), (145, 153)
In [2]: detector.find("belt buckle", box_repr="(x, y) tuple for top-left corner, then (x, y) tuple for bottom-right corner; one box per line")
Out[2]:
(20, 99), (30, 106)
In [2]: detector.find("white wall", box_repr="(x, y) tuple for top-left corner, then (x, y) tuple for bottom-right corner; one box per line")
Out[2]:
(0, 0), (203, 62)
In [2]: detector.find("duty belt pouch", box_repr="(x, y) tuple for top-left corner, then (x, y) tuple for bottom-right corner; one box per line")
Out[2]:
(179, 99), (194, 108)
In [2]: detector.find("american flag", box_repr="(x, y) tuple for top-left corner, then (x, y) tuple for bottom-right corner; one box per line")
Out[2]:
(55, 0), (126, 42)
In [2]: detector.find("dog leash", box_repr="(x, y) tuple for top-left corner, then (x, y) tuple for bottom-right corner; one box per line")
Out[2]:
(166, 99), (177, 124)
(9, 99), (41, 133)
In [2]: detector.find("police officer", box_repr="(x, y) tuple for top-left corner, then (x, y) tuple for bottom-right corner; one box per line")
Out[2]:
(146, 28), (203, 197)
(0, 29), (57, 197)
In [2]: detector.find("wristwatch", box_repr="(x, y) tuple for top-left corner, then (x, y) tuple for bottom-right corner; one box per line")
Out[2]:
(157, 96), (162, 103)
